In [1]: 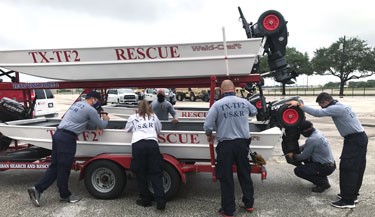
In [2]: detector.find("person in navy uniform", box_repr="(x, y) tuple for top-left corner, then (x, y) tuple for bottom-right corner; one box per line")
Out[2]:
(204, 80), (258, 217)
(287, 120), (336, 193)
(289, 92), (367, 209)
(125, 100), (166, 210)
(28, 91), (109, 207)
(151, 89), (178, 123)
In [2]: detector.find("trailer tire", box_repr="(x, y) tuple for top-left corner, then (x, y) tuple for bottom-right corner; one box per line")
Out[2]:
(176, 94), (184, 101)
(276, 104), (304, 128)
(148, 162), (181, 201)
(190, 94), (196, 102)
(202, 95), (209, 102)
(84, 160), (126, 199)
(258, 10), (286, 36)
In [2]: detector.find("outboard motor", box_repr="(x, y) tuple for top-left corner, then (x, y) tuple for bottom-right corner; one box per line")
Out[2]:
(0, 97), (30, 122)
(238, 7), (298, 84)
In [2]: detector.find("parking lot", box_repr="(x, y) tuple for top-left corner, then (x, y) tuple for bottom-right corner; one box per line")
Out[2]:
(0, 95), (374, 217)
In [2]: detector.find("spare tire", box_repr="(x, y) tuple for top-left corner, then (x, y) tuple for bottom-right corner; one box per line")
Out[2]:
(257, 10), (286, 36)
(276, 104), (304, 128)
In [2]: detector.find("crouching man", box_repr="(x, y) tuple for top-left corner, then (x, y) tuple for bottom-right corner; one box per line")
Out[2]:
(287, 120), (336, 193)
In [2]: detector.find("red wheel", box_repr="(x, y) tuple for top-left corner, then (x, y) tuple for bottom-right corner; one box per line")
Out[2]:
(276, 104), (304, 127)
(255, 100), (263, 109)
(257, 10), (286, 36)
(262, 14), (280, 31)
(282, 108), (299, 125)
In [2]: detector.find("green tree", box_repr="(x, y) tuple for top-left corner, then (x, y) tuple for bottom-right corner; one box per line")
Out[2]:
(311, 36), (375, 96)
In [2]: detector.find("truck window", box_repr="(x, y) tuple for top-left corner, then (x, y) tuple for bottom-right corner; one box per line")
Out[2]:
(108, 89), (117, 94)
(35, 89), (45, 99)
(45, 89), (54, 99)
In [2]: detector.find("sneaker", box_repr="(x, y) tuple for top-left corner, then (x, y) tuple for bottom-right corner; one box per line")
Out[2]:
(60, 194), (82, 203)
(312, 184), (331, 193)
(331, 199), (355, 209)
(27, 187), (41, 207)
(156, 201), (166, 210)
(218, 208), (234, 217)
(136, 199), (152, 207)
(337, 194), (359, 204)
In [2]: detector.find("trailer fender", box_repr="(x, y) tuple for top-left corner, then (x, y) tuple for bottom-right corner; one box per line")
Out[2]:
(162, 154), (186, 184)
(79, 154), (132, 180)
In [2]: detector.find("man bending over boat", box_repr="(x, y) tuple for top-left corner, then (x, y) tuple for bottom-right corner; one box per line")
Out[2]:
(27, 91), (109, 207)
(125, 100), (166, 210)
(204, 79), (258, 217)
(151, 89), (178, 123)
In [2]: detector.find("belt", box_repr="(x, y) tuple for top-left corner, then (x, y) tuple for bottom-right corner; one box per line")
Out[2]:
(57, 128), (78, 137)
(344, 131), (365, 139)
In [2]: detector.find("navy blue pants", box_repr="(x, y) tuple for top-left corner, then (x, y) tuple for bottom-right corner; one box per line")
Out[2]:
(216, 138), (254, 216)
(35, 130), (76, 198)
(340, 132), (368, 202)
(294, 162), (336, 186)
(131, 139), (165, 203)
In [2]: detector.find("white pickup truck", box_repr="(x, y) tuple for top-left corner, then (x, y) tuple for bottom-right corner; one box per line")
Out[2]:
(107, 88), (138, 104)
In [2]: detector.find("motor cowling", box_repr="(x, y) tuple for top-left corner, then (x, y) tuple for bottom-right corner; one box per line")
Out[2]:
(0, 97), (30, 122)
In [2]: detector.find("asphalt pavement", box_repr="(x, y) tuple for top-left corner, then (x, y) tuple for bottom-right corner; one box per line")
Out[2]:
(0, 95), (374, 217)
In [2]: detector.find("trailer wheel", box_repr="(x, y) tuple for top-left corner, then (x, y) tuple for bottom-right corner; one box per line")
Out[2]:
(258, 10), (286, 36)
(202, 95), (210, 102)
(190, 94), (196, 102)
(148, 162), (181, 201)
(84, 160), (126, 199)
(276, 104), (304, 127)
(176, 94), (184, 101)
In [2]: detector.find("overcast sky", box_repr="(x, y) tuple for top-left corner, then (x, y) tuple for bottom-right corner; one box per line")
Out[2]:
(1, 0), (374, 85)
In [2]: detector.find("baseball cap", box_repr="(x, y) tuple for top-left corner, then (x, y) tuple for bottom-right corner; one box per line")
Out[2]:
(85, 91), (101, 100)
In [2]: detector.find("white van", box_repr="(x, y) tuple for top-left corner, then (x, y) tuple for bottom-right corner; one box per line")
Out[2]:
(0, 89), (57, 118)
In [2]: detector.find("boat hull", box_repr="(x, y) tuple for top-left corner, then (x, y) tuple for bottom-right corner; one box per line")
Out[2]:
(0, 118), (281, 161)
(0, 39), (262, 81)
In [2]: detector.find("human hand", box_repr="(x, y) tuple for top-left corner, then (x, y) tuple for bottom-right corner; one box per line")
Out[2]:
(96, 128), (103, 135)
(207, 134), (215, 144)
(287, 100), (303, 108)
(171, 118), (179, 124)
(102, 114), (110, 121)
(287, 152), (294, 159)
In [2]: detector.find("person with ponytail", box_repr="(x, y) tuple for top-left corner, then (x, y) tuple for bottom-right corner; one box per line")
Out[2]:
(125, 100), (166, 210)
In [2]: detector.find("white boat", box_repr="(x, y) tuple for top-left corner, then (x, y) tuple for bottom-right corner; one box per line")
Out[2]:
(0, 118), (281, 161)
(0, 39), (262, 81)
(103, 104), (211, 120)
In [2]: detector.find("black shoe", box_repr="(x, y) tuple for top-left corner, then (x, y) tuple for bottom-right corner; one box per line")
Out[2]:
(156, 201), (166, 210)
(312, 184), (331, 193)
(337, 194), (359, 204)
(331, 199), (355, 209)
(27, 187), (41, 207)
(136, 199), (152, 207)
(60, 194), (82, 203)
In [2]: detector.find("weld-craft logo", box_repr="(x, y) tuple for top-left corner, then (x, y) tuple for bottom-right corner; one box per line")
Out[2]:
(191, 43), (242, 51)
